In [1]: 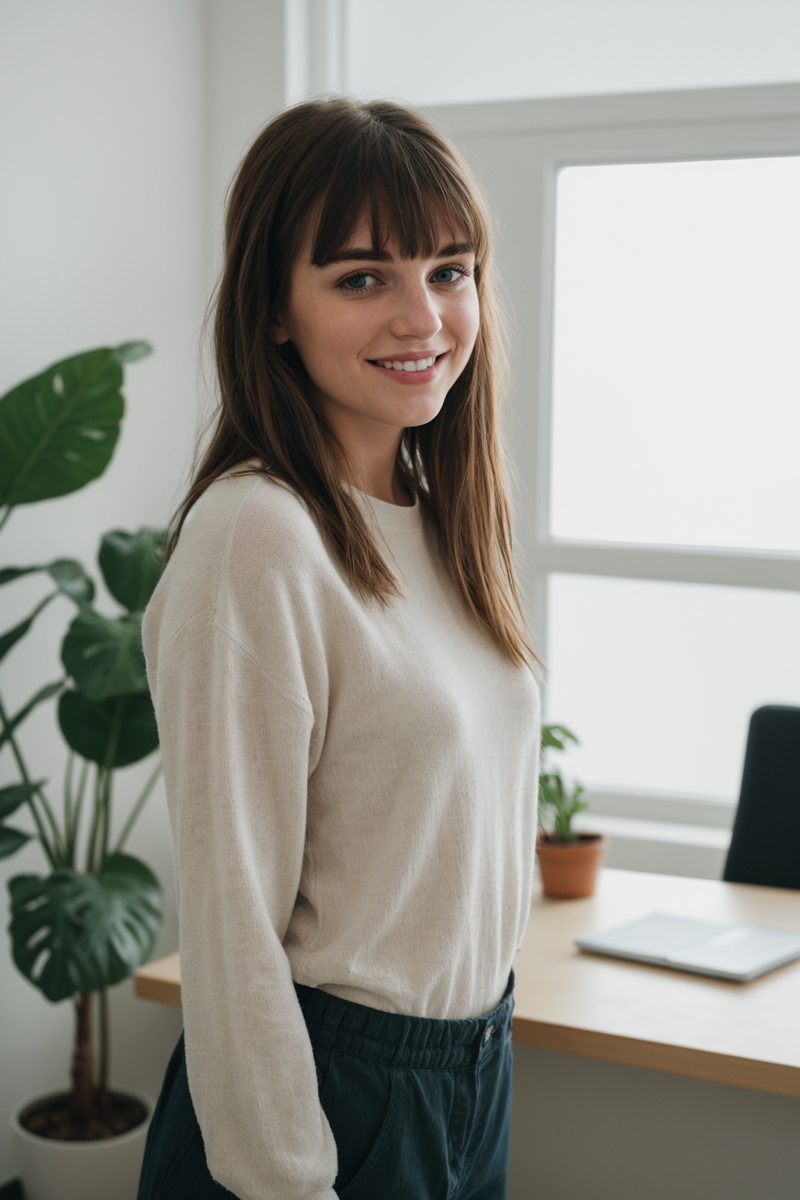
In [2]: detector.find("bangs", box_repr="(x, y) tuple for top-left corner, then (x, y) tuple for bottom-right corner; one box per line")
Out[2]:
(307, 122), (488, 268)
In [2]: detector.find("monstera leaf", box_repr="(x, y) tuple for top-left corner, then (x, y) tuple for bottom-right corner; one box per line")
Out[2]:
(0, 341), (151, 509)
(8, 853), (164, 1001)
(98, 528), (166, 612)
(0, 782), (43, 859)
(58, 690), (158, 767)
(0, 826), (32, 859)
(0, 560), (95, 669)
(0, 559), (94, 603)
(0, 781), (44, 821)
(61, 609), (148, 702)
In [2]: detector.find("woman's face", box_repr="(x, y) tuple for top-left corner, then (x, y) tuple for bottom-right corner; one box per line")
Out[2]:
(273, 214), (480, 445)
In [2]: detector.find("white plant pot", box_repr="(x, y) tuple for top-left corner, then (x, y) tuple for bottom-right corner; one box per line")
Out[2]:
(10, 1088), (154, 1200)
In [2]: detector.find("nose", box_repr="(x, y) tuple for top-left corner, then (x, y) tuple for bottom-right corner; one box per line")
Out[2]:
(388, 280), (443, 342)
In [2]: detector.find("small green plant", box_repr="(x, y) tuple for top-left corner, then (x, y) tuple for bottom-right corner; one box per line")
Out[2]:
(538, 723), (587, 843)
(0, 343), (166, 1128)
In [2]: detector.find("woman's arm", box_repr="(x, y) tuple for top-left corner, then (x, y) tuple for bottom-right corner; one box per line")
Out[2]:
(150, 617), (337, 1200)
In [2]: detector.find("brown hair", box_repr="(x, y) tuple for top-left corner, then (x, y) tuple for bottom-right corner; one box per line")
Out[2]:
(168, 96), (540, 672)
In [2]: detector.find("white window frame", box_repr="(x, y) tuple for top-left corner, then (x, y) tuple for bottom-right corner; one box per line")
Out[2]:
(423, 84), (800, 872)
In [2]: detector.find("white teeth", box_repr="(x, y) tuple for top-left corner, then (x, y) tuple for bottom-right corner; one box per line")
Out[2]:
(376, 355), (434, 369)
(376, 355), (437, 371)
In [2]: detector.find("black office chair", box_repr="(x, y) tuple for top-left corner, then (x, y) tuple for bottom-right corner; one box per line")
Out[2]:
(723, 705), (800, 890)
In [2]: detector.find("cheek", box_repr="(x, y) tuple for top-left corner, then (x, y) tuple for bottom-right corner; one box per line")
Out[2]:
(294, 300), (374, 369)
(450, 288), (481, 358)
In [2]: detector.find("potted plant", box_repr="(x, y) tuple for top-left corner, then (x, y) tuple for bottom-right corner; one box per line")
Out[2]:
(536, 724), (607, 899)
(1, 345), (167, 1200)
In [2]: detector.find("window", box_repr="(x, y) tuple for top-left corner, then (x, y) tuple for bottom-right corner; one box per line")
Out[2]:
(425, 85), (800, 872)
(551, 156), (800, 554)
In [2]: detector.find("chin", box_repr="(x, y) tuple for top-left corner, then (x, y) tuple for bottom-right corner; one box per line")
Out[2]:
(391, 398), (446, 428)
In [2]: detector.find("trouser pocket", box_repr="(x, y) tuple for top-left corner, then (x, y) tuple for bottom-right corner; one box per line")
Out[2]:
(316, 1049), (400, 1198)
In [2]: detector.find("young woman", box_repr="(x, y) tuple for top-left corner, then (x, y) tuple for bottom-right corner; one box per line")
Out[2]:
(137, 97), (542, 1200)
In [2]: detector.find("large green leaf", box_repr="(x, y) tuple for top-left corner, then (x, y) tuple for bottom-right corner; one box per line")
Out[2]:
(58, 690), (158, 766)
(98, 528), (166, 612)
(0, 342), (151, 508)
(0, 559), (94, 603)
(0, 826), (32, 859)
(541, 724), (579, 752)
(0, 781), (45, 821)
(7, 852), (164, 1001)
(114, 342), (152, 364)
(61, 609), (147, 701)
(46, 559), (95, 603)
(0, 566), (39, 585)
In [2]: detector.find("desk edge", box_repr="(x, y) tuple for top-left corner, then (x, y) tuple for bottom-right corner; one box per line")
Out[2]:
(513, 1017), (800, 1098)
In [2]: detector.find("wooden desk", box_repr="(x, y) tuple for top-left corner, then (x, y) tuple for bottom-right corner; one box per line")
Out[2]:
(134, 868), (800, 1098)
(514, 868), (800, 1098)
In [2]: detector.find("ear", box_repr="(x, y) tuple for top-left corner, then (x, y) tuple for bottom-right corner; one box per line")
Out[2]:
(271, 312), (291, 345)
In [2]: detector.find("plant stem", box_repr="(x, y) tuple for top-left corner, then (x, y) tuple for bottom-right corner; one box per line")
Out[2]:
(86, 764), (104, 874)
(0, 691), (60, 868)
(70, 992), (94, 1119)
(97, 988), (110, 1111)
(113, 759), (162, 854)
(100, 768), (113, 862)
(93, 695), (124, 867)
(68, 756), (90, 865)
(0, 504), (13, 536)
(64, 750), (74, 863)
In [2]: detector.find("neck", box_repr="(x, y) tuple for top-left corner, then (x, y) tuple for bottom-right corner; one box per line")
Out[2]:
(333, 435), (412, 507)
(347, 465), (413, 507)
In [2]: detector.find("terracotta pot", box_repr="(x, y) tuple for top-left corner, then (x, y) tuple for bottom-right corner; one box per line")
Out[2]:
(536, 833), (608, 899)
(10, 1088), (153, 1200)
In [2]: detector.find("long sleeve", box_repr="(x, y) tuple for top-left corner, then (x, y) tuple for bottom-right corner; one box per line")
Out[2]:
(143, 465), (540, 1194)
(143, 481), (339, 1199)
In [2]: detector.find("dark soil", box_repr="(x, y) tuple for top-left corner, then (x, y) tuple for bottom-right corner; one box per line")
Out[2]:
(19, 1092), (148, 1142)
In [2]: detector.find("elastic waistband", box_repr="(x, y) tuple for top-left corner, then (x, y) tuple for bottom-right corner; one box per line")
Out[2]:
(293, 969), (515, 1070)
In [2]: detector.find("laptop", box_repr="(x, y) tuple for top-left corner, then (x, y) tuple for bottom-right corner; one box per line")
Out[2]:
(574, 911), (800, 982)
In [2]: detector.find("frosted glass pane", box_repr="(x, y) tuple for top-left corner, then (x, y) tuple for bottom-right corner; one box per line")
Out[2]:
(545, 574), (800, 800)
(550, 158), (800, 553)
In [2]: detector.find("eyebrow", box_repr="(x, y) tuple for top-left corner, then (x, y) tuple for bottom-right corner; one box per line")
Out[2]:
(322, 242), (474, 266)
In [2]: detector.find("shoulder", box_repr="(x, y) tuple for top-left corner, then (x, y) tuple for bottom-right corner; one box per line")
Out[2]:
(177, 464), (330, 584)
(144, 465), (331, 657)
(189, 464), (318, 556)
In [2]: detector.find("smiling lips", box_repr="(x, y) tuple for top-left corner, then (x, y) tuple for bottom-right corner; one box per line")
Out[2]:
(375, 355), (437, 372)
(368, 352), (446, 383)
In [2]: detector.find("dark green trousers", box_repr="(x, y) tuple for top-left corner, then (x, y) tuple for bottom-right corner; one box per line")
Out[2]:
(138, 968), (515, 1199)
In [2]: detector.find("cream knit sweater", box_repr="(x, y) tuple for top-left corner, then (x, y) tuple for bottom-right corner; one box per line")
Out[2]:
(142, 463), (541, 1200)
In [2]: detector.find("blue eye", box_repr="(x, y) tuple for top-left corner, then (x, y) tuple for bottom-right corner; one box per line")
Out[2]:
(340, 272), (377, 291)
(431, 266), (465, 284)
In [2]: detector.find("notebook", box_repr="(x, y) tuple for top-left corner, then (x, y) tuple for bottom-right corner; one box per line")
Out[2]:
(574, 911), (800, 981)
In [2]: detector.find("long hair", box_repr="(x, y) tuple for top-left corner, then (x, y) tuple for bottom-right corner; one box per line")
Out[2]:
(167, 96), (540, 672)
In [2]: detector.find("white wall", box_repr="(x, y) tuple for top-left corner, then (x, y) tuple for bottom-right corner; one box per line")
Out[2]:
(347, 0), (800, 106)
(0, 0), (286, 1184)
(206, 0), (289, 250)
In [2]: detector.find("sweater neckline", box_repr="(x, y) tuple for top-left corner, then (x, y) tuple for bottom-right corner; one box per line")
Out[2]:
(341, 480), (424, 534)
